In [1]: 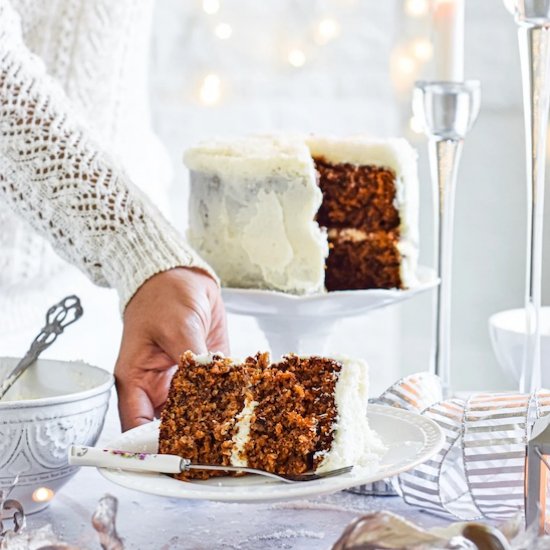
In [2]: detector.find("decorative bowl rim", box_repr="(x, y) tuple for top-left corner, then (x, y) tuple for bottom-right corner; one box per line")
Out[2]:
(0, 356), (114, 410)
(489, 307), (550, 337)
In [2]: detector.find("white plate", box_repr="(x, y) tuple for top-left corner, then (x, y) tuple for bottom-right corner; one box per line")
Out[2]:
(99, 405), (444, 503)
(221, 266), (438, 318)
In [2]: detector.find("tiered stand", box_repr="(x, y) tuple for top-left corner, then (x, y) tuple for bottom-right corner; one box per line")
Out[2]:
(222, 266), (438, 360)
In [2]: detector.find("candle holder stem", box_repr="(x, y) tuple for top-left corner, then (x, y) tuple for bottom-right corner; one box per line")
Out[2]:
(517, 24), (550, 392)
(413, 81), (480, 396)
(431, 139), (463, 396)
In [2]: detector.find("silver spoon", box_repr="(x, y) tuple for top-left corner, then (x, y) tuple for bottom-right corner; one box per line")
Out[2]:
(0, 295), (83, 400)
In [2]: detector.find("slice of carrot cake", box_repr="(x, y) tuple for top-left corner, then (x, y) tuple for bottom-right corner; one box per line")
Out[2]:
(159, 351), (384, 480)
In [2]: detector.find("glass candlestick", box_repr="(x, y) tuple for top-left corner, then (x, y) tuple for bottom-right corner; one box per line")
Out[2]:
(413, 80), (481, 396)
(504, 0), (550, 393)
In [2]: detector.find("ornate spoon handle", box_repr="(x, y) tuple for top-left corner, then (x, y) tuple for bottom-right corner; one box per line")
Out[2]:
(0, 295), (83, 399)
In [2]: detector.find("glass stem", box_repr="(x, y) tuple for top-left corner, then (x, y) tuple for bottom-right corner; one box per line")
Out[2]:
(430, 138), (463, 397)
(517, 25), (550, 393)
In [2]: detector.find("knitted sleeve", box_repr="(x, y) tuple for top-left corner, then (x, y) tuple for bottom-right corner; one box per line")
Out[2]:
(0, 0), (217, 310)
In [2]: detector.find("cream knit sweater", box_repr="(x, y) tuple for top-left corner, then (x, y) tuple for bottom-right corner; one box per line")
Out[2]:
(0, 0), (214, 330)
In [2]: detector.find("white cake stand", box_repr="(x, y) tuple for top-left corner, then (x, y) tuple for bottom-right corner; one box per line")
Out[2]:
(222, 266), (438, 359)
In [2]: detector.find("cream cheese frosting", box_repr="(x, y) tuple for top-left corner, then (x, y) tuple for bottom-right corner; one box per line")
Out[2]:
(314, 354), (385, 473)
(186, 136), (327, 294)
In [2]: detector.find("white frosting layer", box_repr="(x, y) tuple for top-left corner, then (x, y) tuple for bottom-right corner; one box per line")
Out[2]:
(230, 399), (259, 467)
(185, 134), (419, 292)
(192, 352), (225, 365)
(315, 354), (386, 473)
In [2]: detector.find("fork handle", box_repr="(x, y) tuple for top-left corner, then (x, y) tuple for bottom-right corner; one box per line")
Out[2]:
(68, 445), (189, 474)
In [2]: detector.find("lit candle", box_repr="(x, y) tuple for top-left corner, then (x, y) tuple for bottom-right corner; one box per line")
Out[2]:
(432, 0), (465, 82)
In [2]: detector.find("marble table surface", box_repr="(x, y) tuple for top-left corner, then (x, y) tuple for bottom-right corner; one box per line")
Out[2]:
(25, 401), (451, 550)
(32, 471), (450, 549)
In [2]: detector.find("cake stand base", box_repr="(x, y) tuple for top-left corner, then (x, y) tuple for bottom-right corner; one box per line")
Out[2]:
(222, 266), (438, 359)
(254, 315), (339, 359)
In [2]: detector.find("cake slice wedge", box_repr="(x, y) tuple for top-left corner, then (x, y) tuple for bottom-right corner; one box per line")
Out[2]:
(158, 351), (385, 480)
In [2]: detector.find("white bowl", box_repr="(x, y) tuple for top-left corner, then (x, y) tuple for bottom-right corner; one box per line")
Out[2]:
(489, 307), (550, 388)
(0, 357), (113, 513)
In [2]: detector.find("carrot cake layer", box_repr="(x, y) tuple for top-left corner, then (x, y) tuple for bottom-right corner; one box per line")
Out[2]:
(159, 351), (385, 480)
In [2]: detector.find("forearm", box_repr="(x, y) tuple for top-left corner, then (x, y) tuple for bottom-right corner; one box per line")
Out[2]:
(0, 0), (216, 309)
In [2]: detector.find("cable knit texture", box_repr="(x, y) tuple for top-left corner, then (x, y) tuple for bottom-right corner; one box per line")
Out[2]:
(0, 0), (216, 317)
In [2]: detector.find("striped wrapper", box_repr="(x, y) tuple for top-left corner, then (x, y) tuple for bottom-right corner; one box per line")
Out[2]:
(350, 372), (443, 498)
(353, 374), (550, 521)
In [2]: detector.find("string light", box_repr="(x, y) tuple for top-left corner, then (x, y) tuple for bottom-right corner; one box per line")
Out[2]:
(199, 73), (222, 105)
(411, 38), (433, 62)
(214, 22), (232, 39)
(396, 53), (416, 75)
(288, 48), (307, 68)
(390, 48), (419, 94)
(202, 0), (220, 15)
(405, 0), (430, 17)
(315, 18), (341, 45)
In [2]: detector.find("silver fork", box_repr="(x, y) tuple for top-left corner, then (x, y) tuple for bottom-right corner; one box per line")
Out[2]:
(187, 463), (354, 483)
(69, 445), (353, 483)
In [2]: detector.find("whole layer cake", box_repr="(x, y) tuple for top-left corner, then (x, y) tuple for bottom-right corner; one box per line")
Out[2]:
(184, 135), (419, 293)
(159, 351), (384, 480)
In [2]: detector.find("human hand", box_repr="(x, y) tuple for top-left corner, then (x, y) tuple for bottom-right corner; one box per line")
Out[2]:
(114, 267), (229, 431)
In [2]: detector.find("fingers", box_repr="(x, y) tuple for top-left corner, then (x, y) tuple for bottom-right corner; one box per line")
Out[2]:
(116, 381), (155, 432)
(114, 268), (232, 433)
(157, 312), (209, 364)
(115, 308), (211, 433)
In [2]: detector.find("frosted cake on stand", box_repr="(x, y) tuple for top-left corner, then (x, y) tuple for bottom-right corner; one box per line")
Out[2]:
(184, 135), (419, 293)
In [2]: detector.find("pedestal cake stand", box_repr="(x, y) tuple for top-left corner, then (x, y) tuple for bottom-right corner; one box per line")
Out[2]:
(222, 266), (438, 359)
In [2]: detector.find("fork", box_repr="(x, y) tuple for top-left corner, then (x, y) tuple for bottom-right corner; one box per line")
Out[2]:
(68, 445), (353, 484)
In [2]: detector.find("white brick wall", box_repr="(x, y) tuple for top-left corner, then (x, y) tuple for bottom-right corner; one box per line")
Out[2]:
(149, 0), (540, 393)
